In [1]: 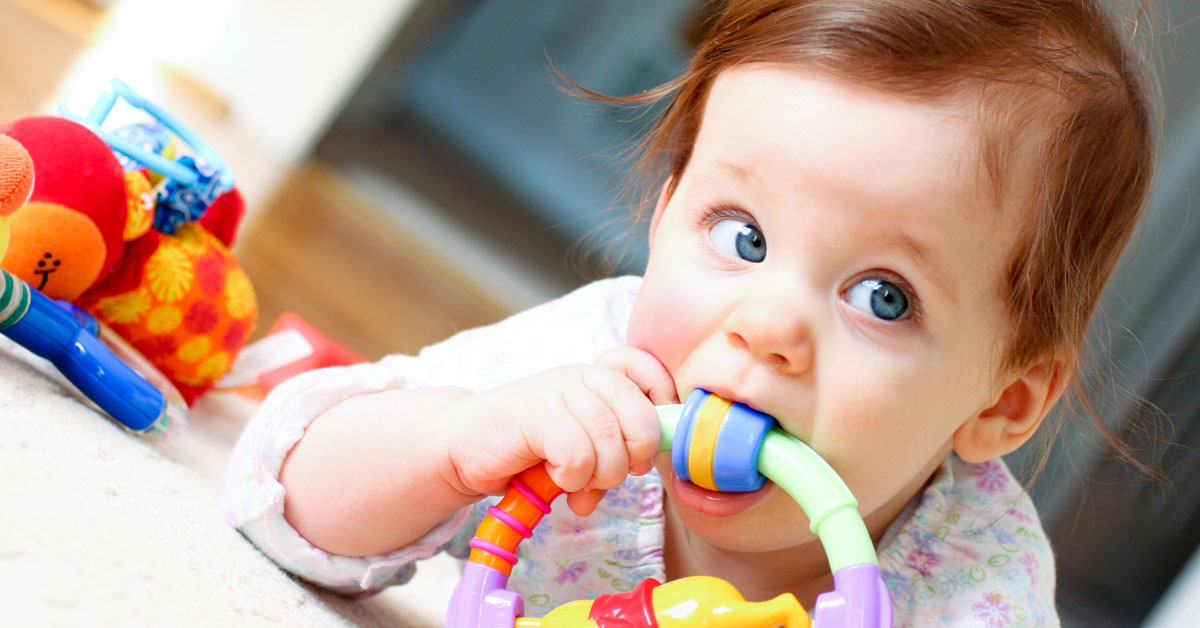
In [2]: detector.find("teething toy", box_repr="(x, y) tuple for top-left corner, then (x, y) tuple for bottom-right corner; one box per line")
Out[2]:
(447, 388), (892, 628)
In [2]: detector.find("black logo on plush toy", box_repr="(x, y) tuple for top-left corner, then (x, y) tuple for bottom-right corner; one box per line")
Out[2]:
(34, 251), (60, 291)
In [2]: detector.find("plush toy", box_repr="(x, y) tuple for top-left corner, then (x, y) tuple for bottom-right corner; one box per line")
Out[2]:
(0, 83), (258, 405)
(0, 133), (35, 258)
(0, 130), (188, 435)
(0, 116), (132, 300)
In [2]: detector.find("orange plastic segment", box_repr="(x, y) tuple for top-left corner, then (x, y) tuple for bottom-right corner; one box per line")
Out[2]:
(518, 463), (566, 503)
(467, 464), (566, 575)
(475, 516), (524, 551)
(467, 548), (513, 575)
(687, 395), (731, 490)
(497, 490), (547, 530)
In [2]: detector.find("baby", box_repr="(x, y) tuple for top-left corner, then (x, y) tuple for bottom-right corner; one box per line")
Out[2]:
(223, 0), (1155, 625)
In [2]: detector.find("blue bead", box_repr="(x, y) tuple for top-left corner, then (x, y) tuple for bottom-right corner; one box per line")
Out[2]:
(711, 403), (775, 492)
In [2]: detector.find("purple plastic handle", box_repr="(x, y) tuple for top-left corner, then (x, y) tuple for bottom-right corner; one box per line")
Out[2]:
(814, 564), (892, 628)
(446, 563), (522, 628)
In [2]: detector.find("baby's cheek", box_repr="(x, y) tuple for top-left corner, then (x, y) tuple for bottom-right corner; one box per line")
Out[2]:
(627, 300), (689, 373)
(627, 275), (696, 364)
(810, 385), (904, 468)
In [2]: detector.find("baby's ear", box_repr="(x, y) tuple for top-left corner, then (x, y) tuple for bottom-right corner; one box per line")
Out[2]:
(647, 180), (673, 247)
(954, 359), (1067, 462)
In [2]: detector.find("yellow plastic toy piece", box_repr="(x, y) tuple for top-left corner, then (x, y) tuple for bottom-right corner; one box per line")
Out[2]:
(686, 394), (731, 490)
(514, 575), (810, 628)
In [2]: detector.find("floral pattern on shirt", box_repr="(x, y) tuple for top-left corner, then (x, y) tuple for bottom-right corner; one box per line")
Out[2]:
(879, 456), (1058, 627)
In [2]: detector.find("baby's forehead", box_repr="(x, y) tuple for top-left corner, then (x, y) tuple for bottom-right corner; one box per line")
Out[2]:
(699, 67), (1028, 218)
(713, 64), (1050, 209)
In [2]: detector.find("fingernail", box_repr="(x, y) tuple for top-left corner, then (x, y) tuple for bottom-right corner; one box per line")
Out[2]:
(631, 461), (654, 475)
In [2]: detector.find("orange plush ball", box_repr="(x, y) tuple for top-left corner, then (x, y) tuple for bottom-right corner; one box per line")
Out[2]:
(0, 134), (34, 261)
(0, 133), (33, 217)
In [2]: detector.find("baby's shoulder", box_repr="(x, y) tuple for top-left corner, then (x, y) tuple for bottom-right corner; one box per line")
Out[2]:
(879, 456), (1059, 626)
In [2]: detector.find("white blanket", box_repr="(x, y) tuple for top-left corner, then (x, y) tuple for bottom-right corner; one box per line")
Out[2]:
(0, 336), (456, 627)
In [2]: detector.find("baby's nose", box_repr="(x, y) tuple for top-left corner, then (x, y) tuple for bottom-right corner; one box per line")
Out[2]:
(724, 297), (813, 375)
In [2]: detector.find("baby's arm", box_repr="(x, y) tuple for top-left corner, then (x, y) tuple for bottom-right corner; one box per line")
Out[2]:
(279, 346), (676, 558)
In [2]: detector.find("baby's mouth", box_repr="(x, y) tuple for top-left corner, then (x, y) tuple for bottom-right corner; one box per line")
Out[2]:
(667, 385), (781, 517)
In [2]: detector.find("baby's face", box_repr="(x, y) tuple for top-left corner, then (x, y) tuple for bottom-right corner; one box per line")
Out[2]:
(627, 65), (1030, 553)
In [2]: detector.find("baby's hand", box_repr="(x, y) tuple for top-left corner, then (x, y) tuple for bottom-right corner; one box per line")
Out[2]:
(444, 347), (676, 517)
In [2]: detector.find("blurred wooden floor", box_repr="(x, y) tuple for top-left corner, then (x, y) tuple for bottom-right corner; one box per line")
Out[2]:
(235, 162), (510, 360)
(0, 0), (95, 122)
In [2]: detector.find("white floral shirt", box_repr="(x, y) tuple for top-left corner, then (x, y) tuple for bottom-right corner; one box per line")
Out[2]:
(222, 276), (1059, 626)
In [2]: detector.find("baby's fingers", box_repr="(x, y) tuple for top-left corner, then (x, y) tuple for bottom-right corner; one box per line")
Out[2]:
(556, 376), (631, 491)
(539, 396), (598, 493)
(566, 489), (606, 517)
(595, 346), (678, 405)
(594, 348), (671, 471)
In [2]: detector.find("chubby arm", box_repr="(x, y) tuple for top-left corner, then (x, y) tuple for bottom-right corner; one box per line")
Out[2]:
(279, 385), (475, 557)
(279, 347), (677, 558)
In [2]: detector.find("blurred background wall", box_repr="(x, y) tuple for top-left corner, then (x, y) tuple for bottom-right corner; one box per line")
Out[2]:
(1, 1), (1196, 625)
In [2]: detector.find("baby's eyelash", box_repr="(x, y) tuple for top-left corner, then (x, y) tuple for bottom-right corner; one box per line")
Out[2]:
(698, 203), (756, 226)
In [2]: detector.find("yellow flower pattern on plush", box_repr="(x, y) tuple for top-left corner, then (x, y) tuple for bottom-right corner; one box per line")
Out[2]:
(146, 305), (182, 335)
(176, 223), (210, 256)
(196, 352), (230, 383)
(93, 288), (151, 324)
(146, 242), (194, 302)
(225, 268), (256, 319)
(123, 171), (154, 241)
(81, 222), (258, 401)
(177, 336), (212, 363)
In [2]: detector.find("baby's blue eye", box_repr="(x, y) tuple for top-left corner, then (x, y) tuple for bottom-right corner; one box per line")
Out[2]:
(710, 218), (766, 262)
(847, 279), (910, 321)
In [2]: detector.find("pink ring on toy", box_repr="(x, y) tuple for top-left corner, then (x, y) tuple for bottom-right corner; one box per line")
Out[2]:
(468, 538), (519, 567)
(510, 477), (552, 514)
(487, 506), (533, 539)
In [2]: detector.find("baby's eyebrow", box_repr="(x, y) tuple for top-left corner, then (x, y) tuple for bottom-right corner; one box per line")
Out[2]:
(696, 161), (764, 194)
(887, 231), (957, 308)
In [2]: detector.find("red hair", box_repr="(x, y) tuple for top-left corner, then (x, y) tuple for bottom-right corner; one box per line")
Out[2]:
(628, 0), (1156, 375)
(570, 0), (1158, 471)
